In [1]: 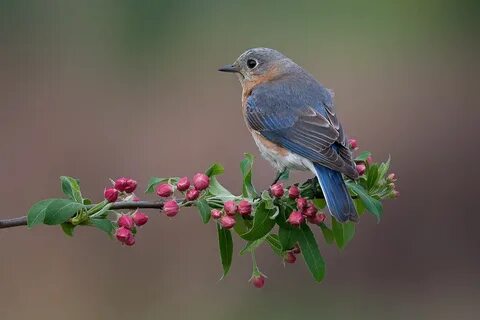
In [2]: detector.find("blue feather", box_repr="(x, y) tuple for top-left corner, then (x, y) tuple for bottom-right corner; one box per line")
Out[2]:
(313, 163), (358, 222)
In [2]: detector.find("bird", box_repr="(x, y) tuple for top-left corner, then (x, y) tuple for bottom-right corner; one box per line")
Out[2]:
(218, 48), (358, 222)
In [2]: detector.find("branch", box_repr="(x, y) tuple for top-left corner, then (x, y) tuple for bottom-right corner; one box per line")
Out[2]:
(0, 200), (169, 229)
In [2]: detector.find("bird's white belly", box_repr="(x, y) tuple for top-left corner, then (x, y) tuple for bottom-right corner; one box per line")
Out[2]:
(251, 132), (314, 173)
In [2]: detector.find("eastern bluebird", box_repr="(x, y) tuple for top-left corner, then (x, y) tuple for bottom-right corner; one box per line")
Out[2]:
(219, 48), (358, 222)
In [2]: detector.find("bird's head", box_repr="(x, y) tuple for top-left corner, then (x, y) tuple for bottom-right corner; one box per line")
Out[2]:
(218, 48), (294, 89)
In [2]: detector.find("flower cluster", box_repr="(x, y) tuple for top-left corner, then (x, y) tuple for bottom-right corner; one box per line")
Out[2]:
(210, 199), (252, 230)
(155, 173), (210, 217)
(270, 183), (326, 227)
(103, 177), (149, 246)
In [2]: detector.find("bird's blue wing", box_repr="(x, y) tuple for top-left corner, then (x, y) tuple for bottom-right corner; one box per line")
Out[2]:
(245, 79), (357, 179)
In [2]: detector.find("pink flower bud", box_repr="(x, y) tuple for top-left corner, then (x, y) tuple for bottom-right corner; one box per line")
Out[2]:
(219, 215), (236, 229)
(185, 188), (200, 201)
(163, 200), (179, 217)
(296, 197), (307, 210)
(356, 163), (366, 175)
(304, 204), (318, 218)
(348, 138), (358, 150)
(124, 179), (137, 193)
(211, 209), (222, 219)
(251, 275), (265, 288)
(387, 173), (397, 182)
(308, 213), (326, 225)
(114, 177), (129, 192)
(366, 156), (373, 164)
(193, 173), (210, 191)
(156, 183), (173, 197)
(270, 183), (284, 198)
(284, 252), (297, 264)
(125, 234), (136, 246)
(117, 214), (134, 230)
(133, 211), (149, 226)
(292, 244), (301, 254)
(224, 200), (238, 216)
(287, 211), (304, 226)
(115, 226), (132, 243)
(104, 188), (119, 203)
(176, 177), (190, 192)
(238, 200), (252, 216)
(391, 190), (400, 198)
(288, 185), (300, 199)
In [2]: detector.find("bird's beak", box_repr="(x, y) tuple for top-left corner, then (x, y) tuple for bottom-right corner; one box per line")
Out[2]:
(218, 64), (240, 73)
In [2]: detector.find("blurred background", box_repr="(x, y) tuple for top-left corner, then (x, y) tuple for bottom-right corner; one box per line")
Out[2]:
(1, 0), (479, 319)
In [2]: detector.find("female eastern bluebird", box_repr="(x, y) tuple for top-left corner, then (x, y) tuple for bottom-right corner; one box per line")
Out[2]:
(219, 48), (358, 222)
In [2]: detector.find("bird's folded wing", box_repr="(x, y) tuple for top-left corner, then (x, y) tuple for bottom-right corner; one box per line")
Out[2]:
(245, 84), (357, 179)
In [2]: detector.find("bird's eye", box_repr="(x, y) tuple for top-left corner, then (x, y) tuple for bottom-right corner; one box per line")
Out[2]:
(247, 59), (257, 69)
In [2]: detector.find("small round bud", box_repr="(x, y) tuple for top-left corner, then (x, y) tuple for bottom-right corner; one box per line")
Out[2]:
(284, 252), (297, 264)
(176, 177), (190, 192)
(251, 275), (265, 289)
(193, 173), (210, 191)
(163, 200), (179, 217)
(185, 188), (200, 201)
(124, 179), (137, 193)
(366, 156), (373, 164)
(356, 163), (366, 176)
(125, 235), (135, 246)
(238, 200), (252, 216)
(304, 204), (318, 218)
(296, 197), (308, 211)
(133, 211), (149, 226)
(219, 215), (236, 229)
(287, 211), (304, 226)
(348, 138), (358, 150)
(117, 214), (134, 230)
(308, 213), (326, 225)
(115, 226), (132, 243)
(104, 188), (119, 203)
(288, 185), (300, 199)
(387, 173), (397, 182)
(114, 177), (129, 192)
(156, 183), (174, 197)
(211, 209), (222, 219)
(224, 200), (238, 216)
(391, 190), (400, 198)
(270, 183), (284, 198)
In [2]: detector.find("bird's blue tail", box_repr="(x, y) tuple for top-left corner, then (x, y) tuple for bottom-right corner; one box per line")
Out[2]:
(313, 163), (358, 223)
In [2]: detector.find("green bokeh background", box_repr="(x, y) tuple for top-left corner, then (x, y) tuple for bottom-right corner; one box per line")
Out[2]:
(0, 1), (479, 319)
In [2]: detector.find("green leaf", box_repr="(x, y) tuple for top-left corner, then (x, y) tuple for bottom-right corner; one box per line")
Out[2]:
(43, 199), (85, 225)
(90, 219), (114, 237)
(205, 163), (224, 177)
(27, 199), (55, 228)
(298, 224), (325, 282)
(312, 198), (327, 209)
(240, 201), (276, 241)
(266, 234), (283, 257)
(319, 223), (335, 244)
(277, 169), (290, 181)
(208, 176), (235, 201)
(331, 217), (345, 248)
(355, 151), (372, 162)
(378, 156), (391, 180)
(240, 234), (268, 255)
(240, 153), (257, 198)
(275, 203), (295, 230)
(347, 182), (383, 222)
(196, 199), (211, 224)
(145, 177), (169, 193)
(60, 176), (83, 203)
(217, 224), (233, 278)
(367, 164), (380, 190)
(278, 226), (300, 251)
(61, 222), (75, 236)
(343, 222), (356, 246)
